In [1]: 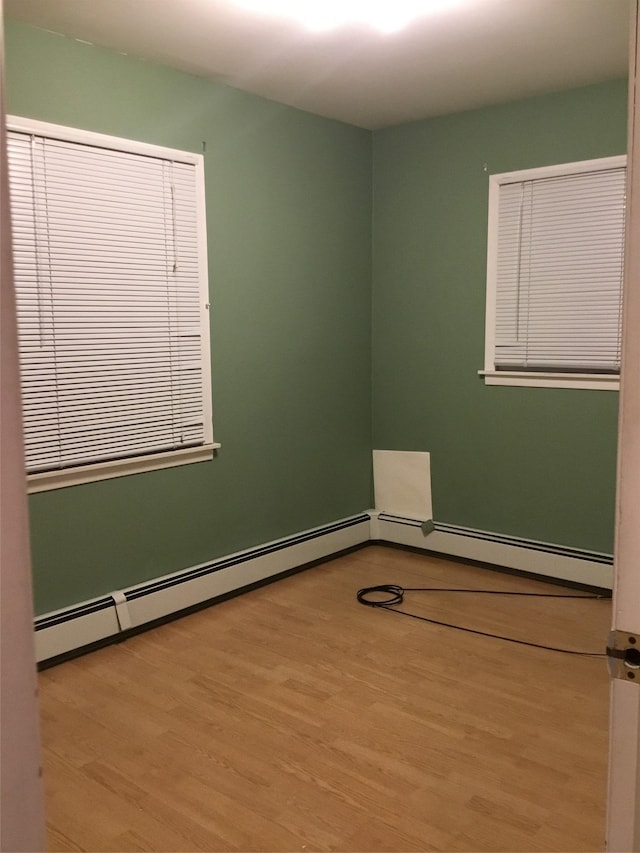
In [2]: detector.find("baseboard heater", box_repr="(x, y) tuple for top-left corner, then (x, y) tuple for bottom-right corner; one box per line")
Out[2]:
(372, 512), (613, 590)
(34, 513), (371, 665)
(35, 510), (613, 665)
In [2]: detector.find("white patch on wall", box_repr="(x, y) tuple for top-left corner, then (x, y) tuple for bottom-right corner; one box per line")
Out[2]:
(373, 450), (432, 520)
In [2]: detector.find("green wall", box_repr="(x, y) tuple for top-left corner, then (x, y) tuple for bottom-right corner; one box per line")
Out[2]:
(4, 21), (373, 615)
(372, 81), (627, 553)
(4, 20), (629, 613)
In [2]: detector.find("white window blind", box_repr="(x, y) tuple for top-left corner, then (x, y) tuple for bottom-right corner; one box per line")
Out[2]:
(491, 162), (626, 375)
(7, 123), (212, 477)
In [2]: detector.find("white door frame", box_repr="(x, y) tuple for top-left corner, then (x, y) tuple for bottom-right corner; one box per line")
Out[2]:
(606, 2), (640, 850)
(0, 3), (638, 851)
(0, 3), (46, 849)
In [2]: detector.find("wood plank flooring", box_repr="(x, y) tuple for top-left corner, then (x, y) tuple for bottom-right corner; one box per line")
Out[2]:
(38, 545), (612, 851)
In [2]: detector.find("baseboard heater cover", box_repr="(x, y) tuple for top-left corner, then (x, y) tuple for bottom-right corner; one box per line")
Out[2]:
(374, 512), (613, 590)
(35, 510), (613, 664)
(34, 513), (370, 663)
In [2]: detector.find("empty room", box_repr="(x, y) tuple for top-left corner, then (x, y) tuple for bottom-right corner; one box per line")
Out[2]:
(1, 0), (639, 850)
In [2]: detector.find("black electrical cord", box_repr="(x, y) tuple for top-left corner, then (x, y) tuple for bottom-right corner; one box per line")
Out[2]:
(356, 584), (607, 657)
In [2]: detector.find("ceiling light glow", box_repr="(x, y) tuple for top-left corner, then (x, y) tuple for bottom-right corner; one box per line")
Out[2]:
(232, 0), (459, 33)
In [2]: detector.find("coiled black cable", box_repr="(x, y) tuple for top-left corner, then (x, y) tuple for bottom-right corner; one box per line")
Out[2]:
(356, 584), (607, 657)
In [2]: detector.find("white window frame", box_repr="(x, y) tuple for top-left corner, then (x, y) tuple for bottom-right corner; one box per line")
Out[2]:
(481, 155), (627, 391)
(8, 116), (219, 492)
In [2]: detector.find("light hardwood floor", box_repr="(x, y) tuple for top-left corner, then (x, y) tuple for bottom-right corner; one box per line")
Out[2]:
(39, 545), (612, 852)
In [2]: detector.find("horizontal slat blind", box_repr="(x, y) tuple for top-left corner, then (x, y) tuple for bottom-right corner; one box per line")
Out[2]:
(494, 166), (626, 372)
(8, 130), (206, 473)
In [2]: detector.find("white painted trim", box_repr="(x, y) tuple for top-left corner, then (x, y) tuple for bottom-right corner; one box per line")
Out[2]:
(368, 509), (381, 540)
(34, 510), (613, 664)
(123, 515), (369, 628)
(493, 155), (627, 186)
(377, 514), (613, 589)
(195, 152), (214, 447)
(607, 679), (640, 852)
(34, 513), (370, 663)
(607, 6), (640, 845)
(1, 71), (46, 849)
(111, 591), (132, 631)
(9, 114), (216, 487)
(6, 115), (203, 164)
(484, 171), (501, 376)
(27, 444), (219, 492)
(483, 155), (627, 389)
(480, 370), (620, 391)
(34, 597), (121, 663)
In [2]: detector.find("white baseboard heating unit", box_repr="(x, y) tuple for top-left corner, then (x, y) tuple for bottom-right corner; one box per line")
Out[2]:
(34, 510), (612, 665)
(34, 513), (370, 665)
(372, 512), (613, 591)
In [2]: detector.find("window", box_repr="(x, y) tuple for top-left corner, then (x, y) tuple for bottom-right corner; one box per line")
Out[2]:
(482, 156), (627, 390)
(7, 117), (217, 492)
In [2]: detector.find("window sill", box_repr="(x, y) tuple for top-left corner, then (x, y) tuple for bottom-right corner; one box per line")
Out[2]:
(479, 370), (620, 391)
(27, 444), (220, 493)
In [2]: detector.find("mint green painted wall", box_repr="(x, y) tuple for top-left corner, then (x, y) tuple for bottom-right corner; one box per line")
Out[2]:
(4, 20), (628, 613)
(4, 21), (373, 614)
(372, 81), (627, 553)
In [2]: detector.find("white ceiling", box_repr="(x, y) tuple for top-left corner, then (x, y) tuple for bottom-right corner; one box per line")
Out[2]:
(3, 0), (631, 129)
